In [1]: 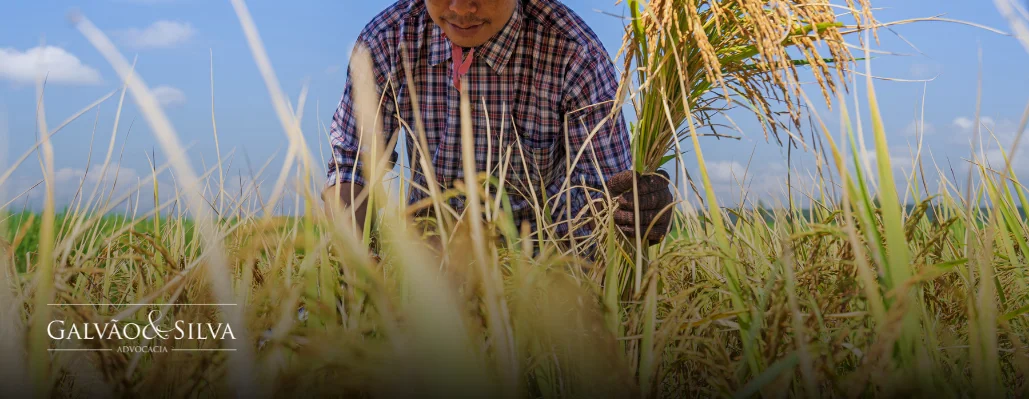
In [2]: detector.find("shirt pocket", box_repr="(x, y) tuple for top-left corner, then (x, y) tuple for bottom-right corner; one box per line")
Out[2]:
(504, 81), (562, 197)
(510, 135), (557, 199)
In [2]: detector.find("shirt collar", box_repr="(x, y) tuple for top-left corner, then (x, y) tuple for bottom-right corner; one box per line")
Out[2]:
(427, 3), (523, 74)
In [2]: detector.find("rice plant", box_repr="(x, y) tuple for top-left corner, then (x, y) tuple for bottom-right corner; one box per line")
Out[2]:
(622, 0), (875, 174)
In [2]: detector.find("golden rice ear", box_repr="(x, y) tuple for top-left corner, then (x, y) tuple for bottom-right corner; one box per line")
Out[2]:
(625, 0), (879, 172)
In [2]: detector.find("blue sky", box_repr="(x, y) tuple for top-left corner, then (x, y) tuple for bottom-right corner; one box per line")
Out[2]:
(1, 0), (1028, 215)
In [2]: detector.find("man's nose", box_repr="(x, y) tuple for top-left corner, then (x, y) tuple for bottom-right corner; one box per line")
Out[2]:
(448, 0), (478, 14)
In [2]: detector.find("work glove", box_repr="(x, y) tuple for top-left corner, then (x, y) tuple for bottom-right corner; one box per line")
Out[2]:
(605, 169), (674, 245)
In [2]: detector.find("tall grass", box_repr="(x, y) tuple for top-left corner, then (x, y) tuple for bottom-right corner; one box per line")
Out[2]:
(0, 1), (1027, 398)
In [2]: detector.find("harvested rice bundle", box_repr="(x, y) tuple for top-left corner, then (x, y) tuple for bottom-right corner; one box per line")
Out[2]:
(622, 0), (876, 173)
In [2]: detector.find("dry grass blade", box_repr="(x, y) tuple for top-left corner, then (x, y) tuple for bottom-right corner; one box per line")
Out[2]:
(0, 90), (116, 191)
(70, 13), (262, 398)
(458, 76), (519, 395)
(229, 0), (322, 216)
(28, 65), (57, 398)
(995, 0), (1029, 55)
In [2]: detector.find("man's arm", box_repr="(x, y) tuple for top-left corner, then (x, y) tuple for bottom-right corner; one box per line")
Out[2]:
(560, 45), (673, 244)
(324, 34), (399, 233)
(322, 182), (368, 233)
(556, 46), (633, 237)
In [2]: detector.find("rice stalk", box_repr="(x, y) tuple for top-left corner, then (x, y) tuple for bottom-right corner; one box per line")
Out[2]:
(28, 69), (57, 398)
(71, 14), (262, 398)
(623, 0), (876, 174)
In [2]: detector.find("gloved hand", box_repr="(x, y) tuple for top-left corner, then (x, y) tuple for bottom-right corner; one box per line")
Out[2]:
(605, 169), (674, 245)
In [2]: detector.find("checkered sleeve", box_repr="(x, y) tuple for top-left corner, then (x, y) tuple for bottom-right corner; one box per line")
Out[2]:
(325, 33), (400, 190)
(554, 46), (633, 236)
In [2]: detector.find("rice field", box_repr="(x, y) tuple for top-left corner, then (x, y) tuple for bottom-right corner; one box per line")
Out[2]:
(2, 0), (1029, 398)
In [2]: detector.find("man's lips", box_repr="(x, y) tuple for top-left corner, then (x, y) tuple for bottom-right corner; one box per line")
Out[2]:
(446, 21), (484, 36)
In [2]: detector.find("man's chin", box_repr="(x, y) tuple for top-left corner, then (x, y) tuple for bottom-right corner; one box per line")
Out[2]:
(443, 25), (492, 48)
(447, 36), (487, 48)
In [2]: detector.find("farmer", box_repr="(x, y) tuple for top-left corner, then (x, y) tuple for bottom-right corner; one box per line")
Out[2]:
(322, 0), (674, 246)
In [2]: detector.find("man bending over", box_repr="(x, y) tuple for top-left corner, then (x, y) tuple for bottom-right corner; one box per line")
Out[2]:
(323, 0), (674, 247)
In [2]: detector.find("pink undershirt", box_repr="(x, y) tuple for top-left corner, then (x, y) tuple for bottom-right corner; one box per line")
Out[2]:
(451, 41), (475, 92)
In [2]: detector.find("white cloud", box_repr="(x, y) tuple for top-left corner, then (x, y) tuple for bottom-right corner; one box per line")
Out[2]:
(0, 46), (102, 85)
(55, 164), (141, 187)
(909, 63), (942, 79)
(0, 162), (285, 215)
(676, 159), (794, 208)
(953, 116), (998, 133)
(904, 120), (936, 137)
(706, 161), (745, 182)
(324, 65), (341, 75)
(950, 116), (1025, 148)
(859, 146), (917, 179)
(116, 21), (195, 49)
(151, 85), (186, 107)
(2, 164), (156, 212)
(983, 147), (1029, 176)
(953, 117), (974, 131)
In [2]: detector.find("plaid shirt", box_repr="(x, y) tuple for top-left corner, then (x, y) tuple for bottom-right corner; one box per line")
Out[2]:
(326, 0), (631, 238)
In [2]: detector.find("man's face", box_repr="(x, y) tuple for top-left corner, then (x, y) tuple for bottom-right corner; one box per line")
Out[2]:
(425, 0), (517, 48)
